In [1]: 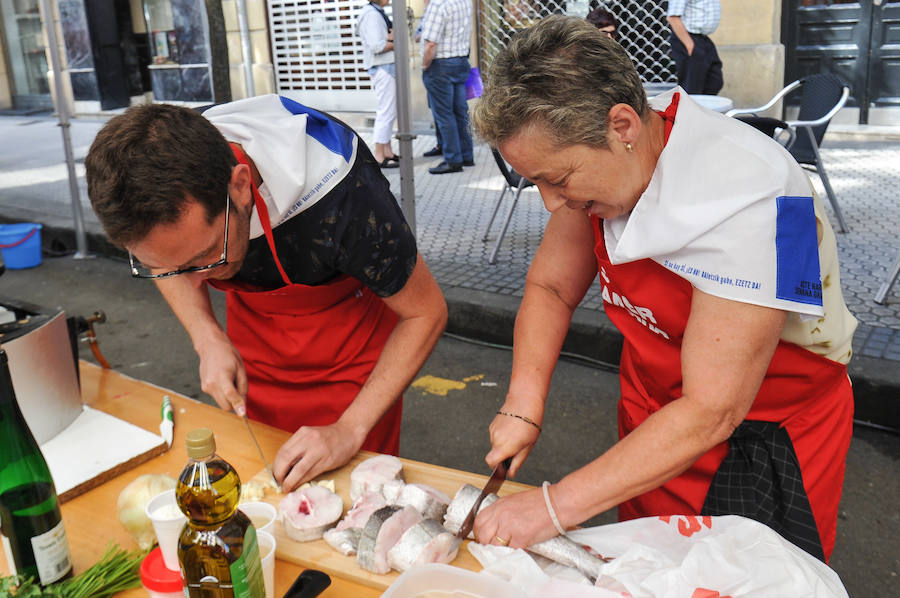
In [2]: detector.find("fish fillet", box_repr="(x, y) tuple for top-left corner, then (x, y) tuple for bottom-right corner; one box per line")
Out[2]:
(279, 485), (344, 542)
(388, 518), (461, 572)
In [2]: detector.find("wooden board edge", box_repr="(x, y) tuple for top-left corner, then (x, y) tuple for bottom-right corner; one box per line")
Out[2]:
(58, 440), (169, 503)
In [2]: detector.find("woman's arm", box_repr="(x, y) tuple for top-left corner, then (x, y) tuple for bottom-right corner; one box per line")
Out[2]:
(486, 208), (598, 477)
(476, 287), (788, 548)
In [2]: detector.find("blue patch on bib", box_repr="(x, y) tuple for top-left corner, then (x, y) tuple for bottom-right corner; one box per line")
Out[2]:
(775, 196), (822, 306)
(279, 96), (354, 162)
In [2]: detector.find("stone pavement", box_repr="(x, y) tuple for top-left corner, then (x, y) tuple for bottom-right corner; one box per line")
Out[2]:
(0, 113), (897, 429)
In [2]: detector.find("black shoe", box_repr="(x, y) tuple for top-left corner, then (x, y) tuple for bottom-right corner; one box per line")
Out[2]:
(462, 159), (475, 167)
(378, 158), (399, 169)
(423, 146), (443, 157)
(388, 155), (401, 162)
(428, 161), (463, 174)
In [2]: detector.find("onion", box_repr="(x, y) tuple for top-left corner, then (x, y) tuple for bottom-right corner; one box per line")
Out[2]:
(116, 473), (177, 549)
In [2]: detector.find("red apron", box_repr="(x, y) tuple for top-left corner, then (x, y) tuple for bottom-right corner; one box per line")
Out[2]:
(593, 97), (853, 559)
(207, 145), (402, 455)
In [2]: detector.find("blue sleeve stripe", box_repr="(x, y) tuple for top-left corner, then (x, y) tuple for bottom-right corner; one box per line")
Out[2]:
(775, 195), (823, 307)
(278, 96), (355, 163)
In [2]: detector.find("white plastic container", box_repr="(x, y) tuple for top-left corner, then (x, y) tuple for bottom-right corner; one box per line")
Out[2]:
(257, 529), (277, 598)
(239, 500), (277, 534)
(139, 547), (183, 597)
(381, 563), (519, 598)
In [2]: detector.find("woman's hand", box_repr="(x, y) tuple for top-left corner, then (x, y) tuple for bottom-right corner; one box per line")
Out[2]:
(485, 406), (541, 478)
(473, 487), (558, 549)
(273, 420), (365, 492)
(197, 336), (248, 416)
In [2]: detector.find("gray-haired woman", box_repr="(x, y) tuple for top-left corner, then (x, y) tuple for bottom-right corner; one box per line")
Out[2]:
(471, 15), (855, 562)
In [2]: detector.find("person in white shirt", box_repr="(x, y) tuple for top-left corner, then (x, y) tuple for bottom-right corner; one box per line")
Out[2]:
(357, 0), (399, 167)
(667, 0), (723, 95)
(420, 0), (475, 174)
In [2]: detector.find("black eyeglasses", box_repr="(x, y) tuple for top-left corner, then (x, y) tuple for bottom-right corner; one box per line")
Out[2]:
(129, 194), (231, 279)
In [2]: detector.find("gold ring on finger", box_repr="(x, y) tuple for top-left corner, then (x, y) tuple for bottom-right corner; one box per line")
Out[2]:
(495, 535), (510, 546)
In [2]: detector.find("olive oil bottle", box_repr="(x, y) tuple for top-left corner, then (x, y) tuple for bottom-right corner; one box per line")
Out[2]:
(176, 428), (264, 597)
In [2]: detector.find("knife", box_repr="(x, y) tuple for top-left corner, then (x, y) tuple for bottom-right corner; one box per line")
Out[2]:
(456, 457), (513, 539)
(242, 414), (279, 488)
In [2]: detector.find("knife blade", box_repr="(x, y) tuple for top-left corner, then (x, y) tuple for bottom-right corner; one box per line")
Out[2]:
(456, 457), (512, 539)
(242, 414), (279, 488)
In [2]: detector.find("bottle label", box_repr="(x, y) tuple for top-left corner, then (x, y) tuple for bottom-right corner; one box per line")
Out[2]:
(1, 533), (17, 576)
(229, 526), (265, 598)
(30, 519), (71, 585)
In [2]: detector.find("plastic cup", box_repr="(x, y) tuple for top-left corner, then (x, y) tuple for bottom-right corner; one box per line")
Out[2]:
(239, 501), (277, 534)
(145, 489), (187, 572)
(257, 530), (276, 598)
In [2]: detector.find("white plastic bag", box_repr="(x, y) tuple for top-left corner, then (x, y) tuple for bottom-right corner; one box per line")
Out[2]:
(470, 515), (849, 598)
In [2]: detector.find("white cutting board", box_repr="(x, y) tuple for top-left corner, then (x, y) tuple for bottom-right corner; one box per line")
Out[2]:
(40, 405), (168, 502)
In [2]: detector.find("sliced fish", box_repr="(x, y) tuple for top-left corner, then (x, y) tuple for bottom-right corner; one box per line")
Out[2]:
(387, 518), (461, 572)
(380, 478), (406, 504)
(350, 454), (405, 501)
(322, 527), (362, 556)
(395, 483), (451, 520)
(443, 483), (605, 582)
(357, 505), (423, 574)
(279, 485), (344, 542)
(336, 491), (387, 531)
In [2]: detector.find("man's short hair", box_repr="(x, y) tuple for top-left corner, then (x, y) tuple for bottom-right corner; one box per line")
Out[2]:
(472, 15), (646, 150)
(85, 103), (237, 247)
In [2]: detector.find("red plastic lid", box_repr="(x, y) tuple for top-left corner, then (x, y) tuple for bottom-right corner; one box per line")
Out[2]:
(140, 547), (184, 592)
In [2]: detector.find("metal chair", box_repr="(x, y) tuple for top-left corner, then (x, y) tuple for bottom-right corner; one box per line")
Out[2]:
(875, 252), (900, 305)
(483, 148), (537, 264)
(727, 74), (850, 233)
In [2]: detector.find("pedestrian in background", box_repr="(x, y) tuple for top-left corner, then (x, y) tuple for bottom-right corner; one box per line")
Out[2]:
(585, 5), (617, 40)
(357, 0), (400, 167)
(420, 0), (475, 174)
(416, 0), (443, 158)
(666, 0), (723, 95)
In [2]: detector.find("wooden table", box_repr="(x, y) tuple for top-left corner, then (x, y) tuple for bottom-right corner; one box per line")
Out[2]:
(1, 362), (531, 596)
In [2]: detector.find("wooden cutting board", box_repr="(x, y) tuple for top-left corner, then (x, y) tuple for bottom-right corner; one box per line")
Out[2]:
(248, 452), (533, 592)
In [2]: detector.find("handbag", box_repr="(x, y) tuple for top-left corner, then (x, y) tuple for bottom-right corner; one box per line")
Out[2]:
(465, 67), (484, 100)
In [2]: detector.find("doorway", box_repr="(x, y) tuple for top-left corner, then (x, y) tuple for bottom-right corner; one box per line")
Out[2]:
(783, 0), (900, 124)
(0, 0), (52, 110)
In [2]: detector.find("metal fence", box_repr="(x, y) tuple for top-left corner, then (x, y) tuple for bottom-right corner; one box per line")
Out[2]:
(475, 0), (676, 83)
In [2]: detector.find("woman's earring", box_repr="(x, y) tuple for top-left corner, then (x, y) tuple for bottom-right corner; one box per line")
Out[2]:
(625, 142), (634, 153)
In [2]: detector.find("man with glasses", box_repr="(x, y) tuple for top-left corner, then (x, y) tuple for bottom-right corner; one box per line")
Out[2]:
(85, 95), (447, 492)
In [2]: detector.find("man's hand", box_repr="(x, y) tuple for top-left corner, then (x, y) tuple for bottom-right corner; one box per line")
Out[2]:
(423, 40), (437, 70)
(197, 336), (248, 416)
(273, 421), (365, 491)
(667, 15), (694, 55)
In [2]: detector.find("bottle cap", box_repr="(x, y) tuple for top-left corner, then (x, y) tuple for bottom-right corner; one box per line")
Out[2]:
(140, 547), (183, 593)
(185, 428), (216, 459)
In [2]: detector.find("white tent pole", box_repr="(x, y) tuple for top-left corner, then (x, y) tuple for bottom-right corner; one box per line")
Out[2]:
(38, 0), (92, 259)
(235, 0), (255, 96)
(391, 0), (416, 235)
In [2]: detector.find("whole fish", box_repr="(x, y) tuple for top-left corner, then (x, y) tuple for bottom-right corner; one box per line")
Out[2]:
(444, 483), (607, 582)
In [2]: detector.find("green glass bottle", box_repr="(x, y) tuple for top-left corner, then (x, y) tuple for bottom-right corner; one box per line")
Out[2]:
(176, 428), (264, 597)
(0, 349), (73, 585)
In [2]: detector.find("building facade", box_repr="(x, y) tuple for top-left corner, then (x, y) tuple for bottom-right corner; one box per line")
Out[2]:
(0, 0), (894, 123)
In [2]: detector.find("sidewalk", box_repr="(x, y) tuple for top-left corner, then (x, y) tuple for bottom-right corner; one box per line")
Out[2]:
(0, 113), (898, 431)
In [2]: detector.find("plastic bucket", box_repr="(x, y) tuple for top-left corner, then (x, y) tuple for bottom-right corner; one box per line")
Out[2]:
(0, 223), (42, 269)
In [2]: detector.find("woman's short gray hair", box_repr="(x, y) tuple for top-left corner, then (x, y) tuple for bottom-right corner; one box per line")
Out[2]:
(472, 15), (647, 149)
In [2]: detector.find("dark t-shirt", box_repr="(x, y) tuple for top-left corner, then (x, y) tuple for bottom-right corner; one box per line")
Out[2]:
(228, 121), (417, 297)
